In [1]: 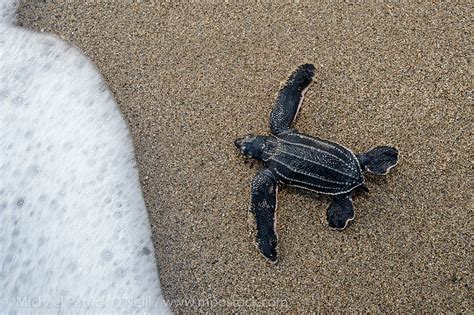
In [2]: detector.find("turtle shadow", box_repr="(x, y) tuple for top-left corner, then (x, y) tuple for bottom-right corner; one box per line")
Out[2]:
(284, 183), (370, 205)
(286, 186), (324, 203)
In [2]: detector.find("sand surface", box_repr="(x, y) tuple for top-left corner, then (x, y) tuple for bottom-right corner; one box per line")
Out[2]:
(17, 2), (471, 313)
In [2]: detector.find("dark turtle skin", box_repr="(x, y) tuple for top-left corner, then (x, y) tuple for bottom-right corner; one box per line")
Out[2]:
(235, 64), (399, 263)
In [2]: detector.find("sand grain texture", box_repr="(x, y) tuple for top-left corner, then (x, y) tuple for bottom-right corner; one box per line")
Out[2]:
(18, 2), (471, 313)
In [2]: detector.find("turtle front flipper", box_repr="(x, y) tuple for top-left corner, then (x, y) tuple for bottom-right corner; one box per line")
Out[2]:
(250, 168), (279, 263)
(269, 64), (315, 135)
(327, 193), (354, 230)
(357, 146), (399, 175)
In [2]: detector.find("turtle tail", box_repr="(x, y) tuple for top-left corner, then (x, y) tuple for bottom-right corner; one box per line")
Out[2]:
(357, 146), (399, 175)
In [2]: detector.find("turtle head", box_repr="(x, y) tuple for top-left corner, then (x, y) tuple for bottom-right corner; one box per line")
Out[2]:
(234, 135), (267, 160)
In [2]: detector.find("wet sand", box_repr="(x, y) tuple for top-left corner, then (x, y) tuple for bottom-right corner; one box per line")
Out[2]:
(17, 2), (471, 313)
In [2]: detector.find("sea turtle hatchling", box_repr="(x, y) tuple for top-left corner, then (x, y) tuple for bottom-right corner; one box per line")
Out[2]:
(234, 64), (399, 263)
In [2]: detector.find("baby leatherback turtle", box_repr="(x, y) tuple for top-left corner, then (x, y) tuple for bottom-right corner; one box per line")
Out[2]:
(235, 64), (399, 263)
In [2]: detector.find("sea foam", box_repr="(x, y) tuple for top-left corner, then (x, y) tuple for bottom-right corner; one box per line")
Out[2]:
(0, 0), (170, 313)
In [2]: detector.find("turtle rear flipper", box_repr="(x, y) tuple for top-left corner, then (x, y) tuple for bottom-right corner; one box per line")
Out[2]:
(357, 146), (399, 175)
(327, 193), (354, 230)
(250, 168), (279, 263)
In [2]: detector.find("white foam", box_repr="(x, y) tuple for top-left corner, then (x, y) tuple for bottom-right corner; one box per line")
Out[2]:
(0, 1), (171, 313)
